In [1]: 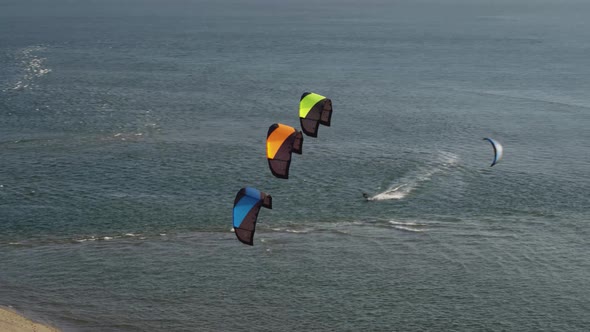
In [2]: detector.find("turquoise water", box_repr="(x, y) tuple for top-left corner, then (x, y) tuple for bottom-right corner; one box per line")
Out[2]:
(1, 1), (589, 330)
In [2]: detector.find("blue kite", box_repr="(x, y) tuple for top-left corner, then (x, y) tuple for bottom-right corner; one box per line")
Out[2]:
(233, 187), (272, 245)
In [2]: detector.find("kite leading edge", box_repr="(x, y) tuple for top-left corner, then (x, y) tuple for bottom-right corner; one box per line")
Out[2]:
(483, 137), (503, 167)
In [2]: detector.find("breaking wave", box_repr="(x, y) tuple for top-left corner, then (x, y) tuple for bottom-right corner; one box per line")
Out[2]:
(388, 220), (429, 232)
(74, 233), (151, 242)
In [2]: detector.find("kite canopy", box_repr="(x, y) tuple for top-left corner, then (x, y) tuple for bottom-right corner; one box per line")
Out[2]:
(483, 137), (504, 167)
(233, 187), (272, 246)
(266, 123), (303, 179)
(299, 92), (332, 137)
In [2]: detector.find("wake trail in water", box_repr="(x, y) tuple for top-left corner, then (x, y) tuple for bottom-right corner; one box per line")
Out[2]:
(369, 184), (409, 201)
(367, 151), (460, 201)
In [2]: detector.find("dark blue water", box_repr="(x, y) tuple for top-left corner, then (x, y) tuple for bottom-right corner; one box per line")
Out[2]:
(1, 1), (589, 331)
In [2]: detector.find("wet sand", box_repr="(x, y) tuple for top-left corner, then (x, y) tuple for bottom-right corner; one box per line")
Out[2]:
(0, 307), (60, 332)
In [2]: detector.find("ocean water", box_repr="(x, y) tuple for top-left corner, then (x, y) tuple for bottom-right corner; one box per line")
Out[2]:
(1, 0), (589, 331)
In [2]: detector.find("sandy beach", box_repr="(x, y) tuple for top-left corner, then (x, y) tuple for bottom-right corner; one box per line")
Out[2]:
(0, 307), (60, 332)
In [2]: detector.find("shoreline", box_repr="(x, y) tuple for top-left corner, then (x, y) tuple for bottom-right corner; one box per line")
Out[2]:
(0, 307), (60, 332)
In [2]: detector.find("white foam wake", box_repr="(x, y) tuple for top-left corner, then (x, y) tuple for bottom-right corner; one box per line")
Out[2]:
(367, 151), (459, 201)
(368, 184), (410, 201)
